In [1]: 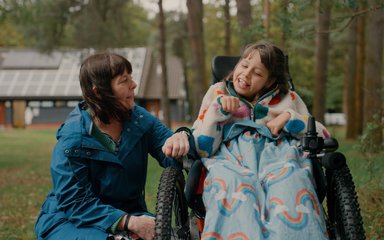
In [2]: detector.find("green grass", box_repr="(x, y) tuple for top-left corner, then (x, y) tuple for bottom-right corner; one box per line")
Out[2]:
(0, 127), (383, 239)
(0, 128), (163, 240)
(0, 129), (55, 240)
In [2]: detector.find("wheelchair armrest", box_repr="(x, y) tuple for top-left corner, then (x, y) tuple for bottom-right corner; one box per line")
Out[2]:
(323, 138), (338, 152)
(184, 159), (203, 201)
(321, 152), (346, 170)
(184, 159), (206, 217)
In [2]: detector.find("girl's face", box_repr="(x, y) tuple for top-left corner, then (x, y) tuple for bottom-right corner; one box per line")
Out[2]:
(233, 50), (272, 101)
(111, 69), (137, 110)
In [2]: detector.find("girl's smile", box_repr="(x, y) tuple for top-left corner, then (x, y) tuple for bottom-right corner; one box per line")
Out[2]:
(233, 50), (272, 101)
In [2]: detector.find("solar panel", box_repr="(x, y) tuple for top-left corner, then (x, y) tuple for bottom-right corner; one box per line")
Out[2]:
(1, 50), (62, 69)
(0, 48), (147, 100)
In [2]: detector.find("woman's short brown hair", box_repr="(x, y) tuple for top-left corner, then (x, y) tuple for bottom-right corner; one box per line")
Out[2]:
(79, 52), (132, 124)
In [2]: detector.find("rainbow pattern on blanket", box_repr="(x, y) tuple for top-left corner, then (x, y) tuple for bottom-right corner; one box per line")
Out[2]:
(204, 178), (257, 217)
(269, 188), (320, 230)
(201, 232), (251, 240)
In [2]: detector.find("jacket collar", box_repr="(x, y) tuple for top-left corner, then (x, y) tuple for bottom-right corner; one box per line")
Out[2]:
(57, 103), (153, 167)
(224, 80), (280, 107)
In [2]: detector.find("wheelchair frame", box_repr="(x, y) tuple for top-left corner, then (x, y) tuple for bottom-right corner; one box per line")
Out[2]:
(154, 56), (365, 240)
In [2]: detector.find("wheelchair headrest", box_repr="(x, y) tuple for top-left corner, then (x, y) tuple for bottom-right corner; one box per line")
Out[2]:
(211, 56), (240, 84)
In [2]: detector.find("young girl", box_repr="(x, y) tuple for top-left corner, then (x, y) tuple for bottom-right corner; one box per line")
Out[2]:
(192, 40), (330, 239)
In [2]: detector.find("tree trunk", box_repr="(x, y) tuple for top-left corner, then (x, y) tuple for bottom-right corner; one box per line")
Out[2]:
(224, 0), (231, 55)
(263, 0), (271, 39)
(187, 0), (206, 118)
(158, 0), (170, 127)
(363, 1), (383, 145)
(313, 0), (331, 123)
(235, 0), (252, 49)
(345, 15), (357, 139)
(354, 3), (366, 136)
(280, 0), (289, 49)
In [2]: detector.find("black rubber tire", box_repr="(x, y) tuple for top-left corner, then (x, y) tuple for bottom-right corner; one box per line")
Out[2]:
(155, 167), (190, 240)
(326, 165), (365, 240)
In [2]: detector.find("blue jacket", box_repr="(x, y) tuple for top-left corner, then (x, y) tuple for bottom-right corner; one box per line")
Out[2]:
(35, 102), (179, 239)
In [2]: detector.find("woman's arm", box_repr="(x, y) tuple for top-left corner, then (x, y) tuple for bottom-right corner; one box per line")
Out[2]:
(146, 116), (179, 168)
(162, 130), (190, 159)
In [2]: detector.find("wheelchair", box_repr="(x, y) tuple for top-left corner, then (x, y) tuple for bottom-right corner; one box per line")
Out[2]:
(154, 56), (365, 240)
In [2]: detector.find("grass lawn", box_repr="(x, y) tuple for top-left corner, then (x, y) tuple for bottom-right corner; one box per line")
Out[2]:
(0, 126), (383, 239)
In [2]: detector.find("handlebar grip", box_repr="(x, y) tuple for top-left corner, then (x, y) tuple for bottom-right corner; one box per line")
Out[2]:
(307, 115), (317, 135)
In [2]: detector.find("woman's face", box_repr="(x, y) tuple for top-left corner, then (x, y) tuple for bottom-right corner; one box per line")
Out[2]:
(111, 69), (137, 110)
(233, 50), (272, 101)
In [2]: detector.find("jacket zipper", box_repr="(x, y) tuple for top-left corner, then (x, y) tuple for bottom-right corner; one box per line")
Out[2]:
(225, 81), (278, 122)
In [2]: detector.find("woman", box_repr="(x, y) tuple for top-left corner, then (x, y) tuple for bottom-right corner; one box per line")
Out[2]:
(35, 53), (190, 240)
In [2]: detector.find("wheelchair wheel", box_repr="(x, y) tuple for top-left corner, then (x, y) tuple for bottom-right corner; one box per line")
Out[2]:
(326, 165), (365, 240)
(155, 167), (190, 240)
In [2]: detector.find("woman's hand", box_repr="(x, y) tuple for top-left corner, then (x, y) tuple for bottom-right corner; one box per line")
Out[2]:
(220, 96), (240, 113)
(266, 112), (291, 136)
(162, 132), (190, 158)
(129, 215), (156, 240)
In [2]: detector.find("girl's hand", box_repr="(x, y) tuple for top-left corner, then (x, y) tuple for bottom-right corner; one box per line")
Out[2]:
(220, 96), (240, 113)
(129, 215), (156, 240)
(162, 132), (190, 158)
(266, 112), (291, 136)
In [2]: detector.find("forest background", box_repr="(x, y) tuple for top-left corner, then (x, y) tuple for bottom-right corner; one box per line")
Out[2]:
(0, 0), (383, 146)
(0, 0), (383, 238)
